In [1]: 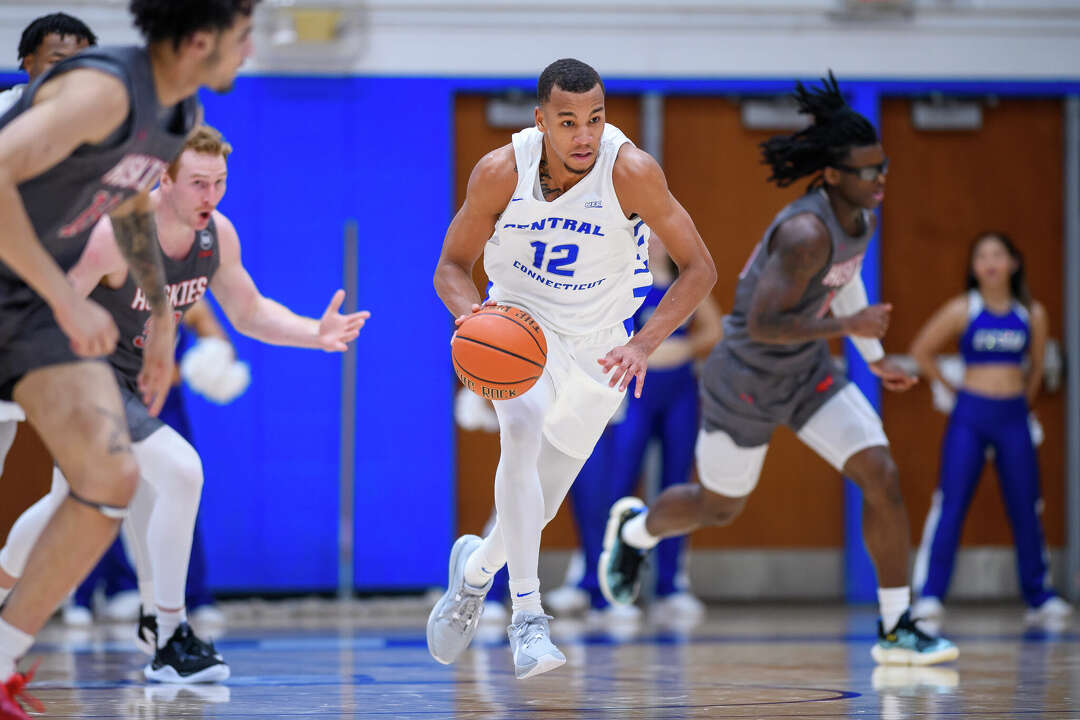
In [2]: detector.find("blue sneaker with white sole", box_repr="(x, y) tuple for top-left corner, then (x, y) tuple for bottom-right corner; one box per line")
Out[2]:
(872, 610), (959, 666)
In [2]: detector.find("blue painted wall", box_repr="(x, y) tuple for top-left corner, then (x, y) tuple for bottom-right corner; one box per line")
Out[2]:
(187, 78), (456, 592)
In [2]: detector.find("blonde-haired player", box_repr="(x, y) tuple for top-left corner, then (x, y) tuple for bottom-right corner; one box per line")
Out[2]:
(0, 125), (369, 684)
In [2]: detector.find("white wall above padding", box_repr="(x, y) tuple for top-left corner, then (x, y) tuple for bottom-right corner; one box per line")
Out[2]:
(0, 1), (1077, 78)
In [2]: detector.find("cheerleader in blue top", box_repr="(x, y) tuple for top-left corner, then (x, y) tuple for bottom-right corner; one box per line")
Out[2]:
(909, 232), (1071, 626)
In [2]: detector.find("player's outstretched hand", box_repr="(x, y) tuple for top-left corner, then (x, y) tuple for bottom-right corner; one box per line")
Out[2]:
(138, 311), (176, 416)
(843, 303), (892, 338)
(318, 289), (371, 352)
(453, 299), (498, 327)
(869, 357), (918, 393)
(54, 293), (120, 358)
(598, 341), (648, 398)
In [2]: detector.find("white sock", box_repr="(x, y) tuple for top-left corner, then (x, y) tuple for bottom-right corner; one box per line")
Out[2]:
(0, 617), (34, 679)
(509, 579), (543, 618)
(878, 586), (911, 632)
(621, 510), (660, 550)
(156, 606), (187, 648)
(0, 586), (10, 606)
(464, 536), (502, 589)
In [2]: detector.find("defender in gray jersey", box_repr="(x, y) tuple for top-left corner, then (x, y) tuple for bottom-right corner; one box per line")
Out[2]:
(0, 11), (98, 503)
(0, 125), (369, 685)
(0, 4), (257, 717)
(601, 74), (958, 667)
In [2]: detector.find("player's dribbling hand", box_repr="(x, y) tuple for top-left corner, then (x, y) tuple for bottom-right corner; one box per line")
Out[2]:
(54, 294), (120, 358)
(139, 311), (176, 416)
(453, 299), (497, 327)
(318, 289), (371, 352)
(598, 341), (649, 398)
(869, 357), (918, 393)
(843, 303), (892, 338)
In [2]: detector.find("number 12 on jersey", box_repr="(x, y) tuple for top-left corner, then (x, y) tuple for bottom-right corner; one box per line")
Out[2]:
(530, 241), (579, 277)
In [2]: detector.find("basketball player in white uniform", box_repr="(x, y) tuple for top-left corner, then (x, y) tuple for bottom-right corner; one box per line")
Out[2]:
(428, 58), (716, 679)
(0, 125), (370, 683)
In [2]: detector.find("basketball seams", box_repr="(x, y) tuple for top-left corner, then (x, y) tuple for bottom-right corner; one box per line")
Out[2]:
(452, 354), (539, 386)
(453, 334), (546, 371)
(474, 308), (547, 360)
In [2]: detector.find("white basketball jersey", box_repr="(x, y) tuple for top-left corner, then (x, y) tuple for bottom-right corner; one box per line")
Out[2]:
(484, 124), (652, 336)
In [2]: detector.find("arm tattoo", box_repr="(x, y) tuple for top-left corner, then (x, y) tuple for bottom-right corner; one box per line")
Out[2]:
(538, 157), (564, 201)
(749, 234), (838, 343)
(111, 210), (169, 314)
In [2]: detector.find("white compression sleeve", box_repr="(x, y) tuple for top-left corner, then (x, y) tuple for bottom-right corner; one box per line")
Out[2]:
(829, 273), (885, 363)
(131, 426), (204, 612)
(0, 467), (68, 578)
(121, 479), (157, 609)
(0, 421), (17, 476)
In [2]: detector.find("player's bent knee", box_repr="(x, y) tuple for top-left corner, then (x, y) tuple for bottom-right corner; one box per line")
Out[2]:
(695, 428), (767, 499)
(67, 455), (139, 510)
(699, 487), (746, 526)
(848, 447), (902, 505)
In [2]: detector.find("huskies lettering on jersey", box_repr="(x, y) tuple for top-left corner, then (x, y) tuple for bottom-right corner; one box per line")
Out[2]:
(131, 276), (209, 312)
(972, 328), (1027, 353)
(103, 154), (169, 192)
(822, 252), (865, 287)
(503, 217), (605, 236)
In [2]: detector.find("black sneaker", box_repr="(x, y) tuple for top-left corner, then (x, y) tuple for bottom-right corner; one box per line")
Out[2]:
(135, 607), (157, 656)
(144, 623), (230, 684)
(598, 497), (648, 606)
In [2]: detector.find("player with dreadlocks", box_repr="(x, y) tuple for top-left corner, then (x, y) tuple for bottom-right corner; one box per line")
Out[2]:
(599, 73), (958, 665)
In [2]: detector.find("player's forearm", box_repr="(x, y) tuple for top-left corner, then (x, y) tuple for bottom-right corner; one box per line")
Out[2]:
(632, 261), (715, 356)
(110, 208), (171, 318)
(433, 260), (482, 318)
(747, 312), (848, 344)
(0, 180), (73, 307)
(237, 296), (321, 348)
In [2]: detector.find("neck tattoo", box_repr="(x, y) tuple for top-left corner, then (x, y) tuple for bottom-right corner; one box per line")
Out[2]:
(538, 156), (564, 202)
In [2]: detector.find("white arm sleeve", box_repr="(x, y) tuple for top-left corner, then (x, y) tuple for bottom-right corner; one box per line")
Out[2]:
(829, 273), (885, 363)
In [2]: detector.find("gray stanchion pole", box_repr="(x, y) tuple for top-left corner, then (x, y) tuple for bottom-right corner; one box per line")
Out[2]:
(1064, 98), (1080, 602)
(338, 220), (358, 599)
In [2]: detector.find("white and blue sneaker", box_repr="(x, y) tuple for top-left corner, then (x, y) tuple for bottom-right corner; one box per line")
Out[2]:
(872, 610), (959, 666)
(426, 535), (492, 665)
(507, 612), (565, 679)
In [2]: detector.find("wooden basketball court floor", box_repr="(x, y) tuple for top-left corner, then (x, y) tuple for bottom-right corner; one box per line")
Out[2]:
(22, 599), (1079, 718)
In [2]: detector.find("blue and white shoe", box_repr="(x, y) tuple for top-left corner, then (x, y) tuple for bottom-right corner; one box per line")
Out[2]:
(426, 535), (492, 665)
(598, 497), (647, 607)
(507, 612), (565, 679)
(872, 610), (959, 666)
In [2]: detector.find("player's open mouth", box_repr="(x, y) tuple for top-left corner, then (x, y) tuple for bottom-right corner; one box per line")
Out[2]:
(571, 151), (592, 161)
(198, 211), (211, 221)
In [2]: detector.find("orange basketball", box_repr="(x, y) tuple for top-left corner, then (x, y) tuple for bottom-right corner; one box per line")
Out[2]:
(452, 305), (547, 401)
